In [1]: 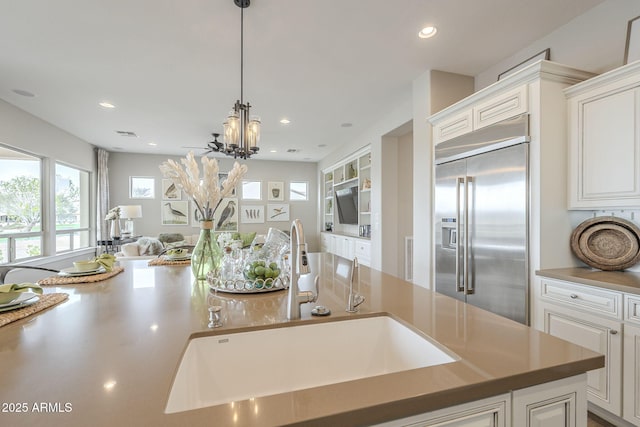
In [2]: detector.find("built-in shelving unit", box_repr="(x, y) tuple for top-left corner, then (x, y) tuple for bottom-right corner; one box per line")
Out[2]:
(322, 146), (371, 238)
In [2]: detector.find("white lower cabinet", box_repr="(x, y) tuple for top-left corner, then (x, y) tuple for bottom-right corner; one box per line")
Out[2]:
(623, 310), (640, 425)
(540, 301), (622, 416)
(320, 233), (370, 266)
(375, 375), (586, 427)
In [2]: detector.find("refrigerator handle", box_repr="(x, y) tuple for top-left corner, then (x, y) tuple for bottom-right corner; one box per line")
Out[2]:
(456, 177), (464, 293)
(464, 176), (474, 295)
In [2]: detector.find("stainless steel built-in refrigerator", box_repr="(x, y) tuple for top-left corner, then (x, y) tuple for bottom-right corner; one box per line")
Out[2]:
(435, 114), (529, 324)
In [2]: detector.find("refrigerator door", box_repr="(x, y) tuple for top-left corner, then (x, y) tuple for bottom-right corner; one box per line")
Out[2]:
(464, 144), (528, 324)
(435, 158), (467, 302)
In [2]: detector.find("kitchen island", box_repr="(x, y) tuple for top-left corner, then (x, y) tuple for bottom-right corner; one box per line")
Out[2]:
(0, 254), (602, 426)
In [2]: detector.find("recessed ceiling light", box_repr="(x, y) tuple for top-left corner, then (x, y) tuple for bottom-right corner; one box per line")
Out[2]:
(99, 101), (116, 109)
(147, 142), (157, 146)
(270, 149), (277, 153)
(12, 89), (36, 97)
(418, 26), (437, 39)
(279, 118), (291, 124)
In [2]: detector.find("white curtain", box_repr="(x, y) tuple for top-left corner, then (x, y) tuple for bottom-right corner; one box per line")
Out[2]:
(96, 148), (110, 240)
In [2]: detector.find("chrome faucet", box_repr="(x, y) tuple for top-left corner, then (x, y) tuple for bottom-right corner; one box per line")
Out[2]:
(346, 257), (365, 313)
(287, 219), (318, 320)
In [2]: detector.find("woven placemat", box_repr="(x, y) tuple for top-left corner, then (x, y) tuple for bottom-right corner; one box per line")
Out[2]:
(0, 293), (68, 327)
(148, 257), (191, 266)
(38, 266), (125, 286)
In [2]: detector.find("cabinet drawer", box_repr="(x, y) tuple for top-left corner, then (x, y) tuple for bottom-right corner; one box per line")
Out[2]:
(540, 279), (622, 319)
(433, 109), (473, 144)
(474, 85), (528, 129)
(625, 294), (640, 325)
(355, 239), (371, 266)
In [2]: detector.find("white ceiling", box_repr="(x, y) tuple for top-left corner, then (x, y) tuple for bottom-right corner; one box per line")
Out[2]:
(0, 0), (603, 162)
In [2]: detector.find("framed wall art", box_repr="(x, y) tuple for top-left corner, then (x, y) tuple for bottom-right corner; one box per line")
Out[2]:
(268, 181), (284, 201)
(213, 198), (238, 232)
(241, 205), (264, 224)
(130, 176), (155, 199)
(242, 180), (261, 200)
(162, 200), (188, 225)
(267, 203), (290, 222)
(625, 15), (640, 64)
(218, 172), (236, 196)
(162, 179), (181, 200)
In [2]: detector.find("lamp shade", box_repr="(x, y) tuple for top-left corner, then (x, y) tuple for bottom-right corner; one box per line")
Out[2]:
(119, 205), (142, 219)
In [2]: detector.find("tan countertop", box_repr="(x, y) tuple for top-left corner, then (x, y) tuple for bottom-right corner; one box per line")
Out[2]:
(0, 254), (602, 427)
(537, 267), (640, 294)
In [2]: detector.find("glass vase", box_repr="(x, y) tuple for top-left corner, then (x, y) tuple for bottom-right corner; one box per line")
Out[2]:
(191, 220), (223, 280)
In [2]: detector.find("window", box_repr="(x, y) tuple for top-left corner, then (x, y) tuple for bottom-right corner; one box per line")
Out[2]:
(242, 180), (262, 200)
(55, 163), (90, 252)
(0, 146), (42, 262)
(289, 181), (309, 201)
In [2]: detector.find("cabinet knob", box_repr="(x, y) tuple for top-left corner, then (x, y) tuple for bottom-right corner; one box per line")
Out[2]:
(610, 330), (618, 335)
(569, 294), (578, 299)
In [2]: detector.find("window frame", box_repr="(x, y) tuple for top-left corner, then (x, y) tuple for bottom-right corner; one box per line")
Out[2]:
(54, 161), (92, 254)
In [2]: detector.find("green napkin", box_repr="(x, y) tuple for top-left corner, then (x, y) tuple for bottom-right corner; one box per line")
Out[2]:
(95, 253), (116, 272)
(0, 283), (43, 295)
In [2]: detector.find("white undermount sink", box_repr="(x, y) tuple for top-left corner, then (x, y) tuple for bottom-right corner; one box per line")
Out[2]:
(165, 315), (458, 414)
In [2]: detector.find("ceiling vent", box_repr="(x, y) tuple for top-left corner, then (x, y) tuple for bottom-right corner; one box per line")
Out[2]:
(287, 148), (300, 153)
(116, 131), (138, 137)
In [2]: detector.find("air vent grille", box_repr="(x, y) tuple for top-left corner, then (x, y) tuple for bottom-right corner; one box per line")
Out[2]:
(287, 148), (300, 153)
(116, 131), (138, 137)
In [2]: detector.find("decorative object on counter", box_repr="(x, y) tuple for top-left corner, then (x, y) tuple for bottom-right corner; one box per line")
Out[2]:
(570, 216), (640, 271)
(0, 293), (68, 328)
(39, 266), (125, 285)
(624, 15), (640, 64)
(497, 48), (550, 81)
(105, 206), (121, 239)
(119, 205), (142, 238)
(160, 151), (247, 280)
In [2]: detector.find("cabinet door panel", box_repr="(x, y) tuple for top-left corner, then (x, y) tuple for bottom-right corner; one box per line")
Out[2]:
(624, 324), (640, 424)
(543, 304), (622, 415)
(580, 89), (640, 200)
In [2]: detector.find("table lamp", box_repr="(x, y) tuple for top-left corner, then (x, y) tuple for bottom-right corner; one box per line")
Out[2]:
(119, 205), (142, 238)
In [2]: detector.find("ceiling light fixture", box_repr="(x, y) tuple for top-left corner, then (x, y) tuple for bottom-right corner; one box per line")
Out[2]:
(213, 0), (260, 159)
(279, 118), (290, 124)
(99, 101), (115, 108)
(418, 26), (437, 39)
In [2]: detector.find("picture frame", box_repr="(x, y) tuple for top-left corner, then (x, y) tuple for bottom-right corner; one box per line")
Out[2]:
(218, 172), (236, 196)
(213, 198), (238, 232)
(268, 181), (284, 201)
(161, 179), (181, 200)
(191, 201), (203, 227)
(240, 205), (264, 224)
(497, 48), (550, 81)
(242, 180), (262, 200)
(267, 203), (290, 222)
(130, 176), (155, 199)
(161, 200), (188, 225)
(624, 15), (640, 64)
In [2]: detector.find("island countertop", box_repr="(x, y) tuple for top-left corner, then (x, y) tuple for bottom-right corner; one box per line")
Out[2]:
(0, 254), (602, 426)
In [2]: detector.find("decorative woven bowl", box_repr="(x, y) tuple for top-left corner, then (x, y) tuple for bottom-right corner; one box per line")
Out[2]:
(570, 216), (640, 271)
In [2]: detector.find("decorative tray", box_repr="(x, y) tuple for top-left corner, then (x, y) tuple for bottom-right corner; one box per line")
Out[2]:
(570, 216), (640, 271)
(207, 274), (289, 294)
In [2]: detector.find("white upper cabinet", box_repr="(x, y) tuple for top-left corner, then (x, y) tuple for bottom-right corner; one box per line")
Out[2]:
(566, 61), (640, 209)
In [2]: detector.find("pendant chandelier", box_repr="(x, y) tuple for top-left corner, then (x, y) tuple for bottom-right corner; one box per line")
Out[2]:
(219, 0), (260, 159)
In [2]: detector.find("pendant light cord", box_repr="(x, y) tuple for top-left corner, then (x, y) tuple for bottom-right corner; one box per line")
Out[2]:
(240, 4), (244, 104)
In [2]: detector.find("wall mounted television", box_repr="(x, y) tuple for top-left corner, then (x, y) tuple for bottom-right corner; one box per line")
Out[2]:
(335, 186), (358, 225)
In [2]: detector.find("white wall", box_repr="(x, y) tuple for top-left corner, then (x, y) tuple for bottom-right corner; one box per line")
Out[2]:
(475, 0), (640, 90)
(108, 152), (319, 250)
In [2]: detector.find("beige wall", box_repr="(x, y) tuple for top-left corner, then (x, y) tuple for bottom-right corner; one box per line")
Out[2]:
(108, 152), (320, 250)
